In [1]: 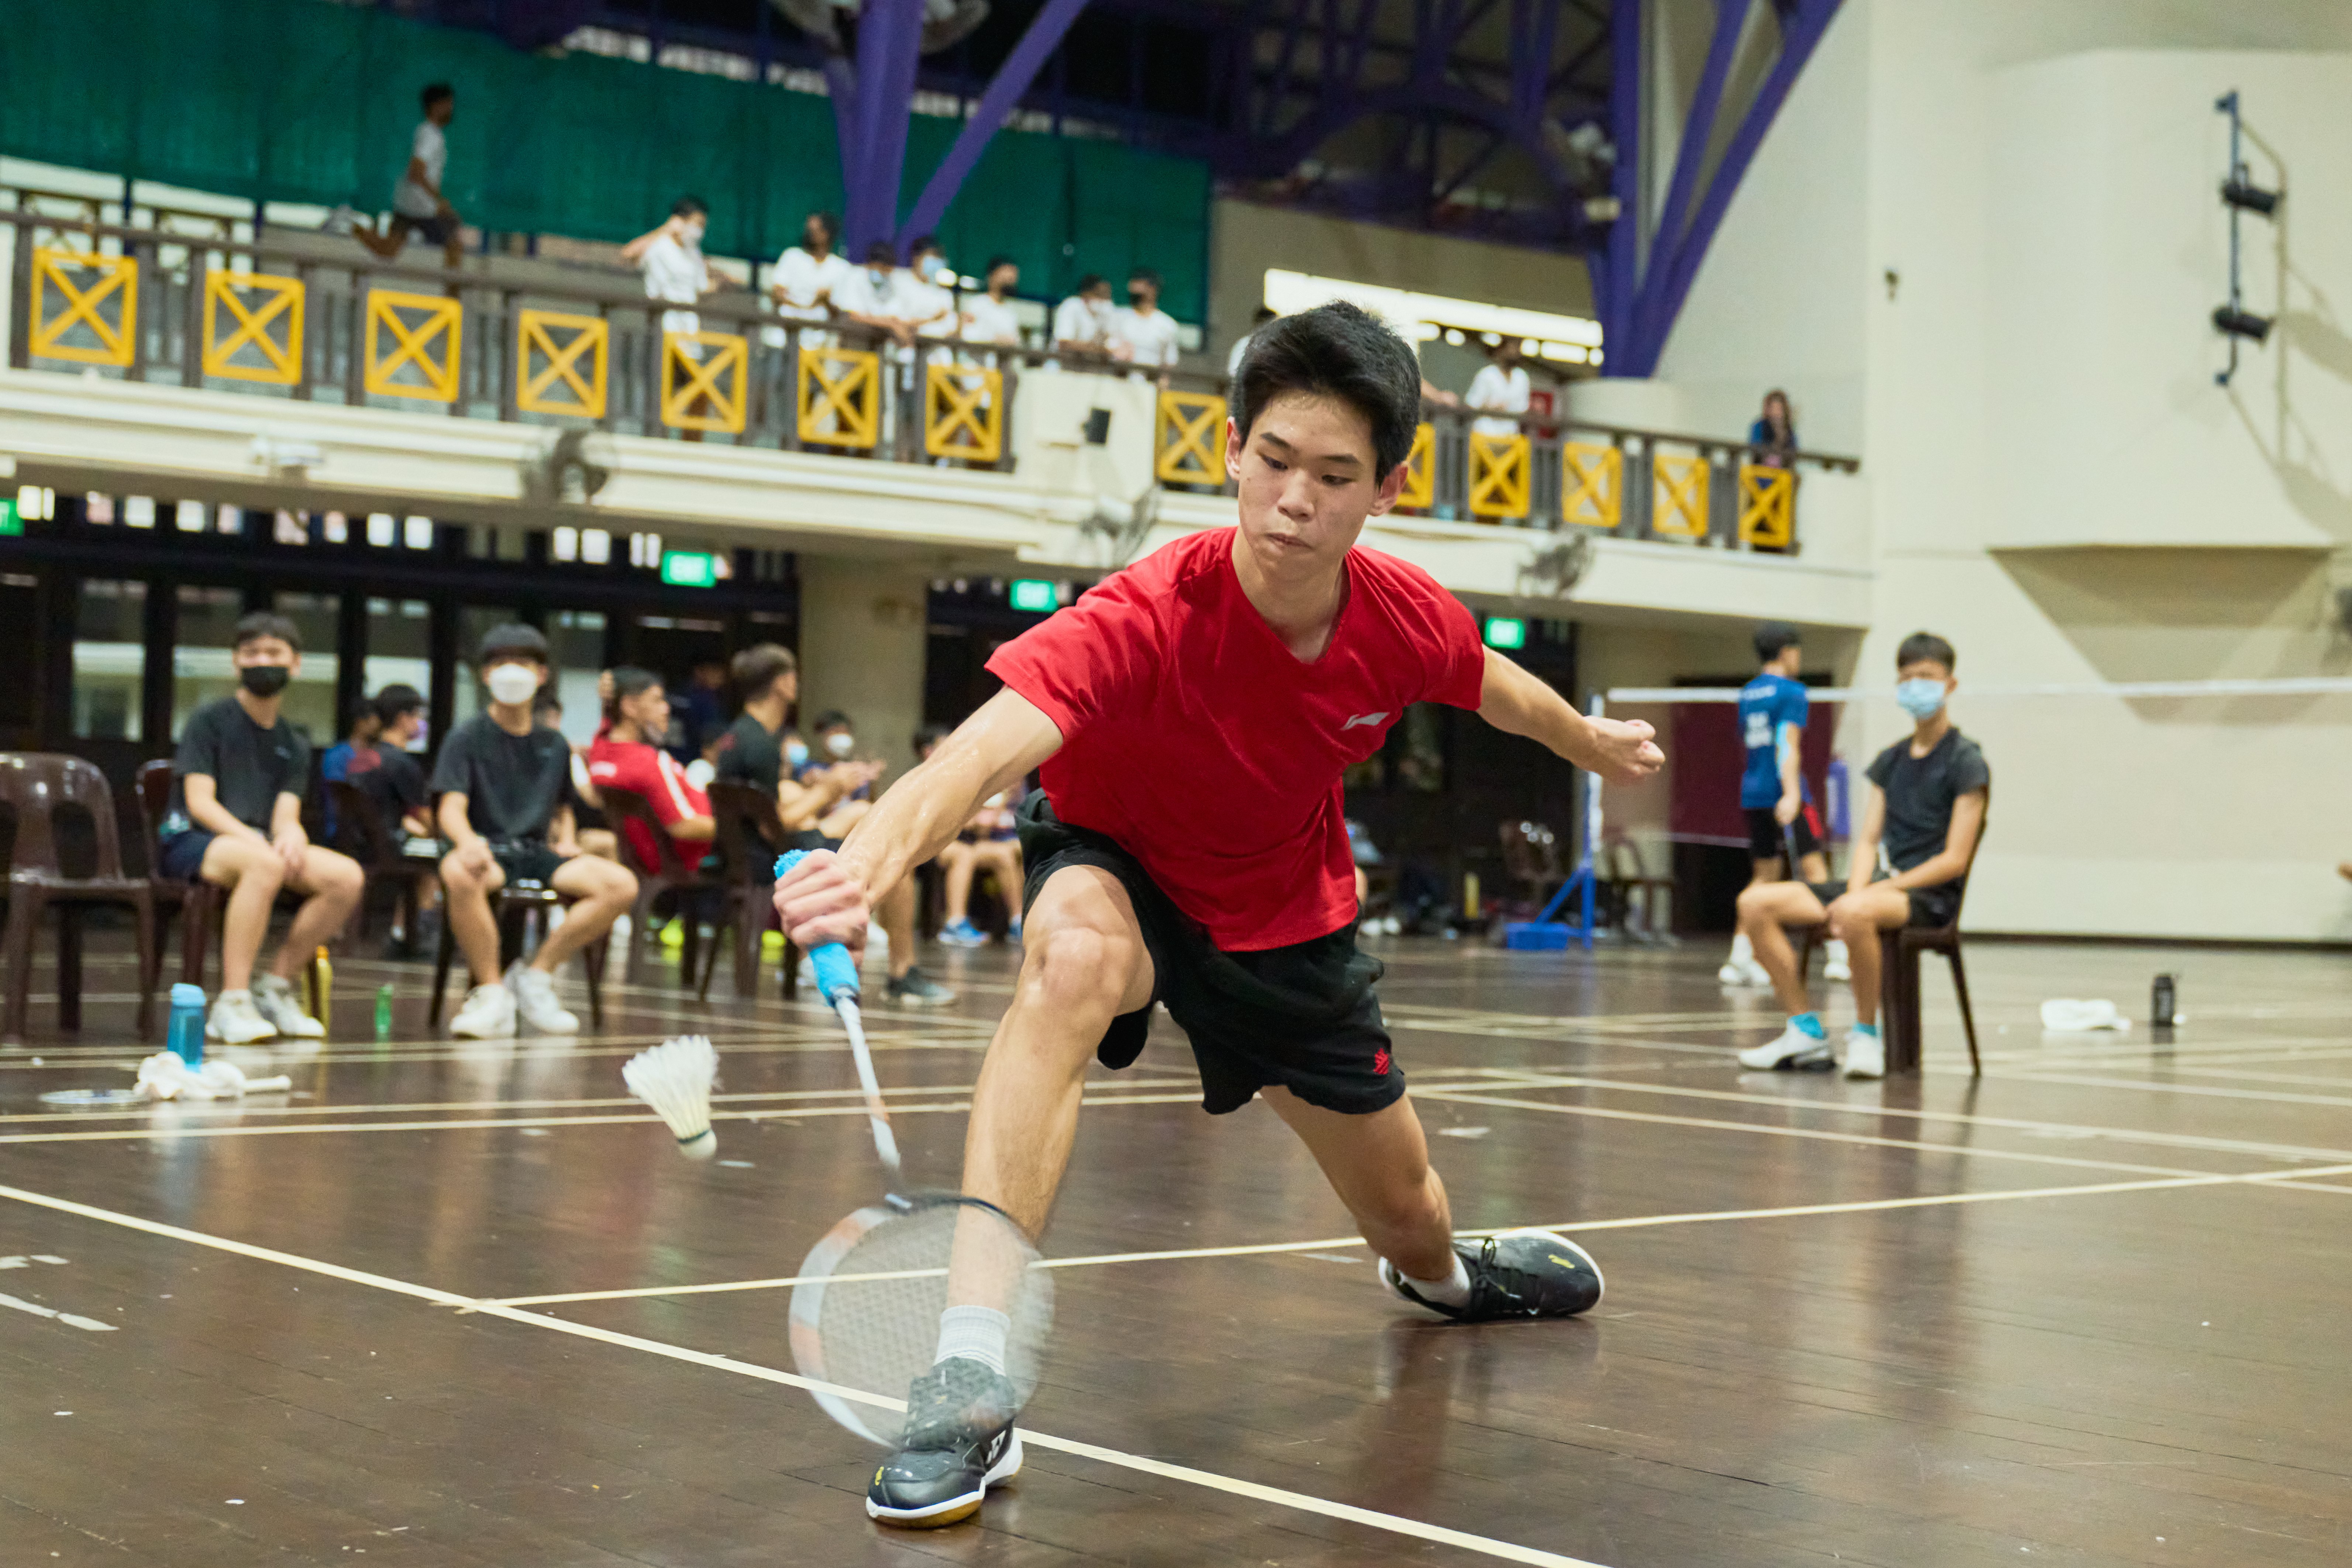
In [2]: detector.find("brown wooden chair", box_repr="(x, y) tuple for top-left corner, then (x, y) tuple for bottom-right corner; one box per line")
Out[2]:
(0, 754), (158, 1040)
(325, 781), (434, 946)
(137, 758), (223, 988)
(423, 796), (609, 1030)
(702, 781), (801, 1003)
(597, 782), (730, 985)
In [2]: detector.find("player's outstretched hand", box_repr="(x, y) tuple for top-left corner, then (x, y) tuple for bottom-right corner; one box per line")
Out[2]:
(775, 848), (871, 961)
(1584, 716), (1665, 785)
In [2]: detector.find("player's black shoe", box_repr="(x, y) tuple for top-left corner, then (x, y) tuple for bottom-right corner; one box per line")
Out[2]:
(1382, 1232), (1605, 1322)
(866, 1358), (1023, 1528)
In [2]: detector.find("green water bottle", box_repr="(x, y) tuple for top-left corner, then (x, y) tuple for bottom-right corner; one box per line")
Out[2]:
(375, 982), (394, 1042)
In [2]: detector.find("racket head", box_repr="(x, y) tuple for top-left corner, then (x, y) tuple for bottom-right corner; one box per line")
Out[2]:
(788, 1191), (1052, 1447)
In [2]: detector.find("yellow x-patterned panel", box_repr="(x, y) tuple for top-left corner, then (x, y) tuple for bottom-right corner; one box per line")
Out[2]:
(516, 310), (609, 419)
(1155, 390), (1226, 485)
(201, 272), (303, 385)
(1561, 441), (1622, 528)
(1738, 464), (1794, 548)
(30, 248), (136, 366)
(1396, 423), (1435, 509)
(924, 363), (1002, 462)
(1652, 452), (1710, 538)
(1468, 432), (1530, 520)
(661, 332), (748, 433)
(364, 290), (462, 402)
(797, 347), (881, 449)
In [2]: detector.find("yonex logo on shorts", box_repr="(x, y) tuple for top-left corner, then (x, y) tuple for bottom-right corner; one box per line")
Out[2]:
(1342, 711), (1389, 730)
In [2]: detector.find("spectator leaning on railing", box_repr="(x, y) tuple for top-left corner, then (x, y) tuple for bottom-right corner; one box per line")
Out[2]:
(1465, 335), (1531, 437)
(895, 236), (960, 341)
(833, 242), (917, 348)
(624, 197), (722, 434)
(1750, 388), (1798, 469)
(961, 255), (1024, 348)
(769, 209), (851, 348)
(1108, 266), (1181, 375)
(1051, 274), (1115, 359)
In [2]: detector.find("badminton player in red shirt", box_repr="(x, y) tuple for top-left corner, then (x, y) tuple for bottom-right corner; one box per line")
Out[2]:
(776, 301), (1664, 1526)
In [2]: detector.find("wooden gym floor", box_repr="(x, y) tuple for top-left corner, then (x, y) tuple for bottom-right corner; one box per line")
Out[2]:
(2, 931), (2349, 1567)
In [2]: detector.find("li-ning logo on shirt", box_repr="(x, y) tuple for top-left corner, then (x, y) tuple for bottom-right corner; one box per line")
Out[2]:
(1342, 711), (1389, 730)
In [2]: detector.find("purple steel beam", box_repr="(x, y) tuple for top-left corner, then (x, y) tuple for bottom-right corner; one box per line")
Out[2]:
(1626, 0), (1841, 372)
(896, 0), (1095, 248)
(1646, 0), (1750, 283)
(843, 0), (926, 258)
(1594, 0), (1640, 369)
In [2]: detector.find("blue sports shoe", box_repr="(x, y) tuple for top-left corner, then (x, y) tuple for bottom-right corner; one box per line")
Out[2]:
(937, 918), (988, 948)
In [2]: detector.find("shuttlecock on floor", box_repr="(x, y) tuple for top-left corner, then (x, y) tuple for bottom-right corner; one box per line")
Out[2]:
(623, 1034), (720, 1159)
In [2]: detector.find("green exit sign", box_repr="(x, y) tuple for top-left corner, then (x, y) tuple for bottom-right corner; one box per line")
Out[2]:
(0, 498), (19, 537)
(1483, 616), (1527, 650)
(660, 550), (716, 587)
(1008, 578), (1058, 613)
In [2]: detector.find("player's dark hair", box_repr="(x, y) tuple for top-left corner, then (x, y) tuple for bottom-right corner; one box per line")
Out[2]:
(604, 666), (662, 728)
(371, 684), (425, 726)
(731, 642), (796, 695)
(233, 611), (302, 654)
(476, 623), (548, 666)
(811, 709), (852, 733)
(421, 83), (454, 113)
(672, 195), (709, 220)
(1230, 300), (1422, 479)
(1897, 631), (1957, 673)
(1754, 621), (1801, 662)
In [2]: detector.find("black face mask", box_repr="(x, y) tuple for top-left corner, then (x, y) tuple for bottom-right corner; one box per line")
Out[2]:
(239, 665), (292, 698)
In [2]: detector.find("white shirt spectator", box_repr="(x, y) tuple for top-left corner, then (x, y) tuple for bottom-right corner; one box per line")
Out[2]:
(961, 292), (1023, 346)
(771, 246), (852, 324)
(1225, 331), (1256, 378)
(1466, 362), (1532, 438)
(1109, 305), (1181, 369)
(640, 231), (710, 344)
(892, 269), (958, 338)
(393, 121), (446, 218)
(830, 264), (897, 324)
(1051, 294), (1113, 354)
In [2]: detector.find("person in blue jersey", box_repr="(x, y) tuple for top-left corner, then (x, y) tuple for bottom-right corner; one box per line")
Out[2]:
(1718, 622), (1849, 987)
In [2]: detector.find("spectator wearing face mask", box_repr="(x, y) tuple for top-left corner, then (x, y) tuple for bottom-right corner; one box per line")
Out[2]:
(625, 197), (722, 435)
(833, 241), (917, 348)
(894, 235), (959, 341)
(1107, 266), (1180, 376)
(801, 710), (886, 837)
(961, 255), (1024, 350)
(1051, 274), (1115, 361)
(769, 208), (850, 349)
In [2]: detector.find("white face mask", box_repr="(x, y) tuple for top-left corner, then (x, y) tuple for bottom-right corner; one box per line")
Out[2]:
(824, 731), (855, 758)
(485, 664), (540, 707)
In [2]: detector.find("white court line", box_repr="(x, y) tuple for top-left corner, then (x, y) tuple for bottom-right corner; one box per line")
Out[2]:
(473, 1164), (2352, 1308)
(0, 1181), (1611, 1568)
(1976, 1070), (2352, 1111)
(0, 1288), (116, 1332)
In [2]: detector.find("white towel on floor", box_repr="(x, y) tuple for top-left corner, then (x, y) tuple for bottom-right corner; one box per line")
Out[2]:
(2038, 999), (2129, 1032)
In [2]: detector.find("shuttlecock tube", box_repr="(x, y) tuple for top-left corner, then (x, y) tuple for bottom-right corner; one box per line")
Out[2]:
(622, 1034), (721, 1160)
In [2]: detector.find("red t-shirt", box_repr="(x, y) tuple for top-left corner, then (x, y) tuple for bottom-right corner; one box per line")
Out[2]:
(587, 735), (709, 872)
(986, 527), (1486, 950)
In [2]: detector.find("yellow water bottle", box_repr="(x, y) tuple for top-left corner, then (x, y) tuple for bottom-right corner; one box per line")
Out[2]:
(306, 945), (333, 1033)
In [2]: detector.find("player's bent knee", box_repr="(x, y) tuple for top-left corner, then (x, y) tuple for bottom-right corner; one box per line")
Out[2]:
(1022, 923), (1136, 1011)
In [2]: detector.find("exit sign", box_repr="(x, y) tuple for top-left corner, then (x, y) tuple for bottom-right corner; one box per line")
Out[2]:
(1483, 616), (1527, 650)
(1008, 578), (1058, 613)
(660, 550), (716, 587)
(0, 498), (18, 537)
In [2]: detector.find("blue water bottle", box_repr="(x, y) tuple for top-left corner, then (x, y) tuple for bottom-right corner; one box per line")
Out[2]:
(167, 983), (206, 1065)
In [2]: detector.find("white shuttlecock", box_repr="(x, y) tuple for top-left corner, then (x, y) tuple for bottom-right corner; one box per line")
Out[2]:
(623, 1034), (720, 1160)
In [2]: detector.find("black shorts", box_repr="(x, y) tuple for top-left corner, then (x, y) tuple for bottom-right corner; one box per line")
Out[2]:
(1015, 795), (1402, 1118)
(158, 830), (215, 882)
(1745, 803), (1824, 863)
(1804, 879), (1962, 931)
(397, 210), (459, 247)
(489, 838), (565, 887)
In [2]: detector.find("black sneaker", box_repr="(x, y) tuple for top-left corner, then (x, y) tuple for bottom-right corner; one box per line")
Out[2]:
(866, 1359), (1022, 1528)
(1381, 1232), (1605, 1322)
(885, 966), (956, 1009)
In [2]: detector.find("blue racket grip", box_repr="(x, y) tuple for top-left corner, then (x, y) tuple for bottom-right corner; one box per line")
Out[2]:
(774, 850), (862, 1002)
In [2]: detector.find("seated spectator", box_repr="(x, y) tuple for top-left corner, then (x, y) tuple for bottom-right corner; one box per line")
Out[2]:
(769, 209), (850, 347)
(672, 656), (731, 765)
(786, 706), (954, 1008)
(1735, 632), (1989, 1081)
(1750, 388), (1798, 469)
(349, 83), (463, 270)
(960, 255), (1024, 349)
(433, 626), (637, 1038)
(915, 724), (1023, 948)
(1108, 267), (1180, 375)
(712, 644), (854, 833)
(803, 709), (886, 838)
(1051, 274), (1115, 359)
(588, 668), (717, 872)
(158, 612), (366, 1044)
(833, 242), (916, 347)
(323, 683), (441, 955)
(1466, 336), (1530, 437)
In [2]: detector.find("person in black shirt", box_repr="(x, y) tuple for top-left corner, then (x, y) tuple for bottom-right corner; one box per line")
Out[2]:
(159, 612), (366, 1045)
(1736, 631), (1989, 1081)
(431, 624), (638, 1038)
(712, 643), (851, 831)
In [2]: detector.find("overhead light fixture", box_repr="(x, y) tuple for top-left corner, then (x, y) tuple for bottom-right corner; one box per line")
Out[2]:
(2212, 306), (2272, 344)
(2220, 178), (2279, 217)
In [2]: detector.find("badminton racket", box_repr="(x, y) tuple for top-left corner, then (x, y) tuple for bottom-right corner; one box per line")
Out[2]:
(772, 850), (1053, 1448)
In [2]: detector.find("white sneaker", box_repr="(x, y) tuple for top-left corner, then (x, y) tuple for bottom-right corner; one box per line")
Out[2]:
(205, 989), (277, 1044)
(1824, 940), (1852, 983)
(1738, 1021), (1834, 1071)
(1842, 1030), (1886, 1080)
(1719, 958), (1773, 988)
(251, 973), (326, 1039)
(1716, 959), (1747, 985)
(450, 982), (518, 1039)
(506, 963), (580, 1035)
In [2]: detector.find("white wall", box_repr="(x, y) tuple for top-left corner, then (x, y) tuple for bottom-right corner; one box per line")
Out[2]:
(1645, 0), (2352, 941)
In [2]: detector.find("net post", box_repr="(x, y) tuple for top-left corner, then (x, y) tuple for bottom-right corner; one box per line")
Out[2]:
(1581, 694), (1604, 949)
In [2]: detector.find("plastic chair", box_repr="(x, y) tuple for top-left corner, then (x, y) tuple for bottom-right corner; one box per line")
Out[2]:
(1879, 877), (1981, 1076)
(702, 781), (801, 1002)
(597, 782), (730, 984)
(136, 758), (222, 988)
(422, 801), (609, 1030)
(325, 781), (433, 945)
(0, 754), (158, 1040)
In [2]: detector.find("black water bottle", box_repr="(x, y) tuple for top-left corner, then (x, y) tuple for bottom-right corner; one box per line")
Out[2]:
(2151, 973), (2177, 1032)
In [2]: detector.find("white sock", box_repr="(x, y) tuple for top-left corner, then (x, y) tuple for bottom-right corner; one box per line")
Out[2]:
(1400, 1252), (1472, 1309)
(1728, 930), (1755, 965)
(934, 1304), (1011, 1374)
(1826, 938), (1849, 959)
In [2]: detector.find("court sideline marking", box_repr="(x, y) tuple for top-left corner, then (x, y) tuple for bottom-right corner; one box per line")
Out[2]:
(0, 1181), (1611, 1568)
